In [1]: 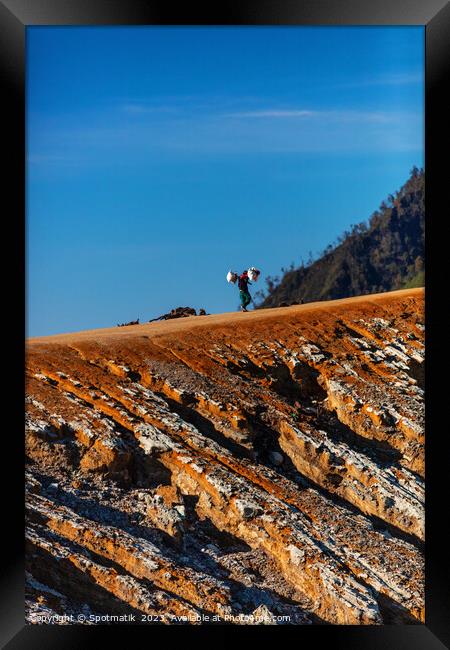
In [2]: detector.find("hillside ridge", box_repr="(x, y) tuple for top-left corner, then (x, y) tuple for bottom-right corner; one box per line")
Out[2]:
(259, 168), (424, 308)
(28, 287), (422, 344)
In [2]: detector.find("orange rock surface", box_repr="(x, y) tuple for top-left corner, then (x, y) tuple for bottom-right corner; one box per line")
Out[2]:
(25, 288), (424, 625)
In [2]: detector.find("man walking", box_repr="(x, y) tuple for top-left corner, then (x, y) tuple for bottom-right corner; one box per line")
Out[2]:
(238, 270), (252, 312)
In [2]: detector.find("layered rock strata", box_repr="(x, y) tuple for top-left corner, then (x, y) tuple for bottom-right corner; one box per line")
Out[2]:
(25, 288), (424, 625)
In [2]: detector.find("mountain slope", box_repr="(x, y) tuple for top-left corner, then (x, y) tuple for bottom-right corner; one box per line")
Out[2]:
(26, 288), (424, 625)
(259, 168), (424, 308)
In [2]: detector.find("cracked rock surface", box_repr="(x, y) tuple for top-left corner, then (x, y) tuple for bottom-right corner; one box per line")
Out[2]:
(25, 288), (424, 625)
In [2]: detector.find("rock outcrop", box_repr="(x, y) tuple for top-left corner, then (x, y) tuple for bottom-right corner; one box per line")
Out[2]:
(148, 306), (208, 323)
(25, 288), (424, 625)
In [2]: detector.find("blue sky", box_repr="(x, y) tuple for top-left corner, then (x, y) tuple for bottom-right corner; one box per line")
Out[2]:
(27, 26), (424, 336)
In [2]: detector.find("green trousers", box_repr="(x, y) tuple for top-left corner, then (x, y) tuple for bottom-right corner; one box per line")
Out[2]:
(240, 291), (251, 308)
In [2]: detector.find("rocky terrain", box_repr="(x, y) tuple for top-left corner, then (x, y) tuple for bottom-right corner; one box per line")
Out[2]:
(25, 288), (424, 626)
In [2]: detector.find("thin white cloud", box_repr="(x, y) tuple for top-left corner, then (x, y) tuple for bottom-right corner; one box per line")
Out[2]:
(104, 99), (415, 127)
(27, 102), (422, 168)
(224, 108), (401, 124)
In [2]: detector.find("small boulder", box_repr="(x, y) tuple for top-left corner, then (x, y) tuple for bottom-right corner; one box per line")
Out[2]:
(234, 498), (263, 520)
(269, 451), (284, 466)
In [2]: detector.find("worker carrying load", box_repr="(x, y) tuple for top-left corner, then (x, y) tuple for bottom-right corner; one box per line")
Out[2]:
(227, 266), (260, 312)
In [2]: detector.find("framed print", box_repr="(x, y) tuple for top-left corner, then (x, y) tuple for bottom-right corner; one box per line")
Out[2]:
(1, 0), (449, 647)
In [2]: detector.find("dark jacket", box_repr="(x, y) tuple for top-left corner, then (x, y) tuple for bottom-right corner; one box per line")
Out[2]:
(238, 272), (251, 293)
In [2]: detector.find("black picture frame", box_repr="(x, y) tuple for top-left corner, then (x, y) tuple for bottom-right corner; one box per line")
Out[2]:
(2, 0), (448, 647)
